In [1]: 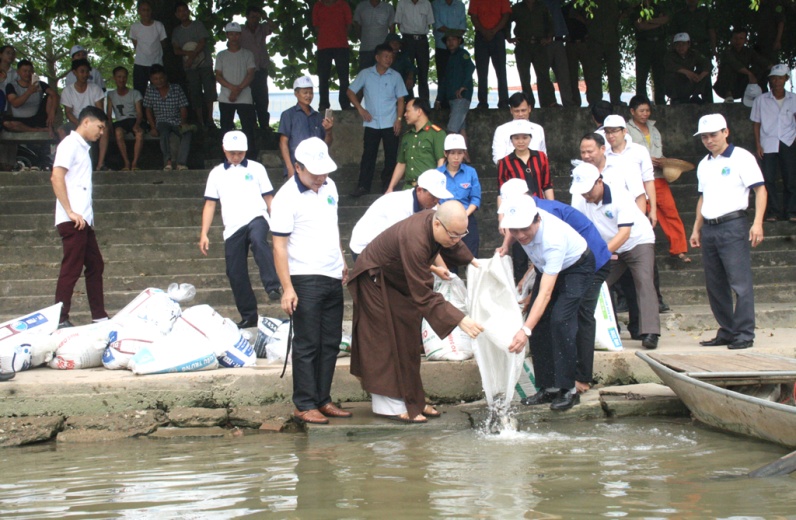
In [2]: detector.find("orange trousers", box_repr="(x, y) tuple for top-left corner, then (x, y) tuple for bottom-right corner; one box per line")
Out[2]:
(652, 178), (688, 255)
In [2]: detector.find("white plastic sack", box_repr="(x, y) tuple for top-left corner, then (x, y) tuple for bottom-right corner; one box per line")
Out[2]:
(167, 283), (196, 304)
(338, 334), (351, 357)
(594, 282), (623, 351)
(128, 314), (219, 375)
(28, 335), (58, 368)
(265, 321), (292, 364)
(421, 274), (474, 361)
(49, 322), (113, 370)
(176, 305), (256, 367)
(103, 323), (163, 370)
(0, 303), (62, 369)
(467, 254), (527, 410)
(112, 288), (181, 335)
(512, 358), (538, 402)
(0, 344), (31, 373)
(253, 317), (285, 358)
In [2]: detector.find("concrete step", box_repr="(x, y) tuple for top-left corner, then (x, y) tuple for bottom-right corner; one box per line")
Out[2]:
(658, 282), (796, 305)
(657, 264), (796, 286)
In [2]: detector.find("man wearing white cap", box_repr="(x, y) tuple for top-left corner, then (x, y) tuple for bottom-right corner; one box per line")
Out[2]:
(438, 133), (481, 262)
(215, 22), (257, 160)
(349, 201), (483, 423)
(271, 137), (350, 424)
(580, 132), (646, 213)
(491, 92), (546, 164)
(570, 162), (661, 349)
(200, 131), (281, 328)
(664, 32), (713, 104)
(691, 114), (766, 350)
(277, 76), (333, 178)
(64, 45), (107, 91)
(349, 169), (451, 260)
(500, 195), (594, 411)
(751, 64), (796, 223)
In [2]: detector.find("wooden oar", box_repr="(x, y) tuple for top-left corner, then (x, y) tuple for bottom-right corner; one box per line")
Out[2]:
(748, 449), (796, 478)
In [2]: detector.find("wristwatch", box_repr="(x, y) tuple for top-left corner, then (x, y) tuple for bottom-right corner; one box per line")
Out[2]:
(521, 326), (532, 337)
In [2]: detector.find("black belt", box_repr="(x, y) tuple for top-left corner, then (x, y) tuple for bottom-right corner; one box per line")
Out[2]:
(704, 210), (747, 226)
(405, 34), (428, 40)
(570, 248), (592, 268)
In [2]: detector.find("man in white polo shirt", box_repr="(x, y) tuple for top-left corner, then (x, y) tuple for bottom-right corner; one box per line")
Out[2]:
(580, 132), (646, 213)
(690, 114), (766, 350)
(349, 169), (451, 261)
(50, 106), (110, 328)
(500, 195), (595, 412)
(751, 64), (796, 223)
(200, 131), (281, 329)
(570, 162), (661, 350)
(271, 137), (350, 425)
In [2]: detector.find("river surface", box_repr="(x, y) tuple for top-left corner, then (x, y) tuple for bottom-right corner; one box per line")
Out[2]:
(0, 418), (793, 519)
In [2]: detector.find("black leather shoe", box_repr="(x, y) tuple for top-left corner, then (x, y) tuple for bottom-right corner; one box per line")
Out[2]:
(520, 390), (555, 406)
(349, 186), (368, 198)
(550, 390), (580, 411)
(0, 372), (15, 382)
(699, 337), (731, 347)
(236, 318), (258, 329)
(728, 339), (754, 350)
(641, 334), (659, 349)
(658, 301), (671, 313)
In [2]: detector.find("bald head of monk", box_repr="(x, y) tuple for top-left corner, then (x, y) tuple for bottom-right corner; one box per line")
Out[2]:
(433, 201), (469, 248)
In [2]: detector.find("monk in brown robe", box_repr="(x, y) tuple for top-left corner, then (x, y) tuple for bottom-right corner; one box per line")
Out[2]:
(348, 201), (484, 423)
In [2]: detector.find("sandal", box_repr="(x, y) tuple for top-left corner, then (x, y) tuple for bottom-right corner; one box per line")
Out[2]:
(381, 413), (428, 424)
(673, 253), (692, 263)
(423, 405), (441, 418)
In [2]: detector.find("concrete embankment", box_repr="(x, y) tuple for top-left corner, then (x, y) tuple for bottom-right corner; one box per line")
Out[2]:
(2, 327), (795, 447)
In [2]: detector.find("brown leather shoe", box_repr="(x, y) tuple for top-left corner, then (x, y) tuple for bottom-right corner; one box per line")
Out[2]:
(294, 409), (329, 424)
(319, 402), (353, 418)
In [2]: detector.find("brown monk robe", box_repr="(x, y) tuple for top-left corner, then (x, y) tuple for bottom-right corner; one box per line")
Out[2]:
(348, 202), (484, 422)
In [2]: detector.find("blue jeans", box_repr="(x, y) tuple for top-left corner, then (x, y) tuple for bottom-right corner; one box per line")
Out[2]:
(156, 122), (192, 167)
(290, 275), (344, 411)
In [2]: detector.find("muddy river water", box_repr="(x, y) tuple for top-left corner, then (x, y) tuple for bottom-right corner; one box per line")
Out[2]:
(0, 417), (794, 518)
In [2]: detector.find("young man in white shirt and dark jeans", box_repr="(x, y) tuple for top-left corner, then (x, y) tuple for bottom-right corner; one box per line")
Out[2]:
(200, 131), (281, 329)
(271, 137), (351, 425)
(50, 106), (110, 328)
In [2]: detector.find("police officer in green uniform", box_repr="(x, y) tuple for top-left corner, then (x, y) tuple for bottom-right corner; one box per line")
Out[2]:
(633, 0), (668, 106)
(386, 98), (446, 192)
(664, 33), (713, 104)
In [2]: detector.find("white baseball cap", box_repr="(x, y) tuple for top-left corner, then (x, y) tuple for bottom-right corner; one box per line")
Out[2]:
(508, 119), (534, 137)
(222, 130), (248, 151)
(770, 63), (791, 77)
(498, 196), (538, 229)
(417, 169), (453, 199)
(225, 21), (242, 32)
(295, 137), (337, 175)
(743, 84), (763, 107)
(603, 114), (626, 128)
(499, 178), (529, 201)
(673, 33), (690, 43)
(569, 162), (601, 195)
(693, 114), (727, 136)
(70, 45), (86, 57)
(293, 76), (314, 89)
(444, 133), (467, 151)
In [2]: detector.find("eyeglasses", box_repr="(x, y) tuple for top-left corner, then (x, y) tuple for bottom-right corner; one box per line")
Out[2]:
(603, 128), (624, 134)
(436, 217), (469, 239)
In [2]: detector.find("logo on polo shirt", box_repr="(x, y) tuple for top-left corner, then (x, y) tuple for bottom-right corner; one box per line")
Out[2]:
(460, 183), (471, 189)
(327, 195), (336, 206)
(245, 173), (253, 181)
(721, 167), (730, 176)
(605, 210), (614, 219)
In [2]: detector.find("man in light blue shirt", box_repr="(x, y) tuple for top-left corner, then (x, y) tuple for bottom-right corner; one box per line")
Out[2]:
(432, 0), (467, 108)
(347, 43), (409, 197)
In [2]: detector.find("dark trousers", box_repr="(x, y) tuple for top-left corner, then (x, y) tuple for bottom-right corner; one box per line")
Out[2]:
(515, 42), (556, 107)
(530, 251), (595, 390)
(474, 31), (509, 107)
(665, 73), (712, 104)
(434, 48), (451, 107)
(250, 69), (270, 131)
(133, 64), (151, 98)
(156, 122), (192, 166)
(762, 141), (796, 219)
(635, 40), (666, 105)
(567, 40), (593, 106)
(714, 71), (751, 100)
(575, 262), (610, 383)
(701, 216), (756, 342)
(291, 275), (344, 411)
(359, 50), (376, 71)
(511, 240), (529, 284)
(587, 40), (623, 104)
(402, 35), (430, 100)
(546, 40), (575, 107)
(449, 213), (479, 275)
(219, 102), (258, 160)
(358, 126), (399, 192)
(224, 217), (280, 323)
(317, 47), (351, 110)
(55, 223), (108, 323)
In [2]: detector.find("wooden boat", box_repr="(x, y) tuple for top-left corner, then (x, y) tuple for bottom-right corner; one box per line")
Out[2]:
(636, 351), (796, 448)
